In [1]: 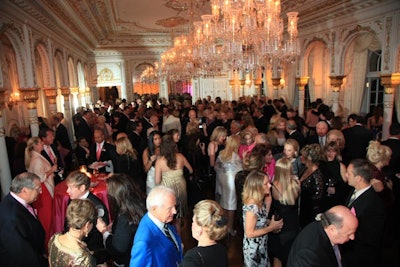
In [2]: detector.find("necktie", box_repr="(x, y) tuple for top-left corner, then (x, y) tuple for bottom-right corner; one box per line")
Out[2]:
(46, 146), (56, 164)
(333, 245), (342, 267)
(163, 224), (178, 251)
(319, 136), (325, 146)
(96, 143), (101, 161)
(347, 190), (357, 207)
(27, 204), (36, 218)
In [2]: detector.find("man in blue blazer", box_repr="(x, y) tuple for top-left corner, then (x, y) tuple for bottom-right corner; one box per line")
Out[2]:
(0, 172), (47, 267)
(130, 186), (183, 266)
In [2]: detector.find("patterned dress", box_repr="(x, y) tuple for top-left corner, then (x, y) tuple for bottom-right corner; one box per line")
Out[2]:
(243, 202), (270, 267)
(161, 169), (187, 218)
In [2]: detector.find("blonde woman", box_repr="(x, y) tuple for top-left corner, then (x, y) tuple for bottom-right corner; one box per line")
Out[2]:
(366, 140), (392, 193)
(238, 130), (256, 159)
(25, 136), (57, 245)
(214, 134), (242, 235)
(266, 116), (287, 153)
(326, 129), (345, 150)
(269, 158), (301, 267)
(48, 199), (97, 267)
(181, 200), (228, 267)
(242, 170), (283, 267)
(208, 126), (228, 197)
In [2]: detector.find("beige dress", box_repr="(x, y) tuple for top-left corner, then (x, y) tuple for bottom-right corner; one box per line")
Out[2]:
(48, 234), (96, 267)
(161, 168), (187, 218)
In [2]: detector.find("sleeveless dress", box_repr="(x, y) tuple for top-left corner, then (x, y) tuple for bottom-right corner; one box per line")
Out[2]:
(161, 169), (187, 218)
(146, 166), (155, 195)
(243, 202), (270, 267)
(215, 152), (242, 210)
(268, 193), (300, 265)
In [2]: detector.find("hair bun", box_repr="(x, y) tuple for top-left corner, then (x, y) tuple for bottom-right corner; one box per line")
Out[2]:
(216, 216), (227, 227)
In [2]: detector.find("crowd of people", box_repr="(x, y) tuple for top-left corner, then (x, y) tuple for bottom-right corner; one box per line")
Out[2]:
(1, 94), (399, 267)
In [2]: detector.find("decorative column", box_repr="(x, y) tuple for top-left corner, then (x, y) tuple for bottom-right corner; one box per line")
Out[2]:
(0, 89), (12, 198)
(271, 78), (281, 99)
(329, 76), (345, 115)
(60, 87), (74, 144)
(296, 77), (309, 118)
(43, 87), (58, 115)
(70, 87), (79, 111)
(21, 88), (40, 137)
(240, 79), (245, 97)
(380, 73), (400, 140)
(254, 78), (262, 99)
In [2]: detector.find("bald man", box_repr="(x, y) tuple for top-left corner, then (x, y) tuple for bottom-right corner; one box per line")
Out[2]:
(287, 206), (358, 267)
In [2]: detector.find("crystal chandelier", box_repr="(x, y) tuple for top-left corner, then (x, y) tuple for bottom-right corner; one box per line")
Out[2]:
(160, 0), (299, 81)
(140, 66), (158, 84)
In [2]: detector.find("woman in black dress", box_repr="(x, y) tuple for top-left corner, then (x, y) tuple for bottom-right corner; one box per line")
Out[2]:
(269, 158), (301, 267)
(180, 200), (228, 267)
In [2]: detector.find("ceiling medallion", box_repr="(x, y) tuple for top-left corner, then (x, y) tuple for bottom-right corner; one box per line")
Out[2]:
(156, 17), (189, 28)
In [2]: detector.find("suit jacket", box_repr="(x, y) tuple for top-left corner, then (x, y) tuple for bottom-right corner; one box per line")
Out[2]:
(342, 125), (373, 165)
(41, 144), (63, 168)
(129, 131), (146, 155)
(87, 142), (117, 173)
(0, 194), (46, 267)
(288, 130), (306, 148)
(55, 123), (72, 151)
(381, 138), (400, 176)
(130, 213), (183, 267)
(287, 221), (338, 267)
(255, 115), (269, 133)
(76, 118), (93, 145)
(341, 187), (386, 267)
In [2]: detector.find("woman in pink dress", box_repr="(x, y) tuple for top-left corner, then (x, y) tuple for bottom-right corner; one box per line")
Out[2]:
(25, 136), (57, 246)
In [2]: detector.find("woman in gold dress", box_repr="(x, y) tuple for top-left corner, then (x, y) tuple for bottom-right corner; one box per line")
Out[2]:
(48, 199), (97, 267)
(155, 134), (193, 235)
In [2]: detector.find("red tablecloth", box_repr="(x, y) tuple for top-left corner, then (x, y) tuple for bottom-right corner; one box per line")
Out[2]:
(53, 174), (110, 233)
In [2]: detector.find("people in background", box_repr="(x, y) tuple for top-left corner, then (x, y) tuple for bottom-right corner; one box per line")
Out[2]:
(181, 200), (228, 267)
(143, 130), (162, 194)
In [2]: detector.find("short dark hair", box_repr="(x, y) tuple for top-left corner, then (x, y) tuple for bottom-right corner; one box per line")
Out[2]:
(350, 158), (373, 183)
(38, 128), (54, 139)
(320, 210), (343, 229)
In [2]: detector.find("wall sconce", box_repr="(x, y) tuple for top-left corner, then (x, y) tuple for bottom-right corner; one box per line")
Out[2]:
(7, 92), (20, 111)
(280, 78), (285, 89)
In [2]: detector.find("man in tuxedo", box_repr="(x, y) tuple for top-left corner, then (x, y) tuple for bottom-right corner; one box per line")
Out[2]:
(342, 114), (373, 165)
(340, 159), (386, 267)
(87, 128), (117, 173)
(307, 120), (329, 146)
(286, 119), (306, 148)
(127, 120), (146, 155)
(0, 172), (47, 267)
(130, 186), (183, 266)
(287, 205), (358, 267)
(76, 110), (95, 145)
(39, 127), (64, 184)
(66, 170), (109, 260)
(254, 106), (269, 133)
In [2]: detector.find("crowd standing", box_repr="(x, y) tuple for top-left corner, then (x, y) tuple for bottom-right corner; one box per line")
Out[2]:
(1, 94), (399, 267)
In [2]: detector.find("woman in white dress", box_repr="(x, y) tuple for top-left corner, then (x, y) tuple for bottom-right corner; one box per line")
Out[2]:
(214, 134), (242, 235)
(142, 130), (162, 194)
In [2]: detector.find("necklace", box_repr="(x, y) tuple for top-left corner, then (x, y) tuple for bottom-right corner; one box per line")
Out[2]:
(66, 231), (83, 244)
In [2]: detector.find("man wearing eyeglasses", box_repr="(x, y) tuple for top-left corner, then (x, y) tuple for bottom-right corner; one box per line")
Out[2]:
(0, 172), (47, 267)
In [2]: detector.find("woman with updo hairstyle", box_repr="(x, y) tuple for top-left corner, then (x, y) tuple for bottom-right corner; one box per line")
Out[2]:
(181, 200), (228, 267)
(326, 129), (345, 150)
(298, 144), (325, 228)
(366, 140), (393, 203)
(48, 199), (97, 267)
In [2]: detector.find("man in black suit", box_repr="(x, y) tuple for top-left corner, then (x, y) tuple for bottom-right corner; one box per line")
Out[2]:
(127, 120), (146, 155)
(76, 110), (95, 145)
(66, 170), (109, 260)
(307, 120), (329, 146)
(286, 119), (306, 148)
(0, 172), (47, 267)
(39, 128), (64, 184)
(87, 128), (117, 173)
(287, 205), (358, 267)
(342, 114), (373, 165)
(340, 159), (386, 267)
(253, 106), (269, 133)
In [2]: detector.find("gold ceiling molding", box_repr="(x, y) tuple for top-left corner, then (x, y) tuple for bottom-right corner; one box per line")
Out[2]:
(156, 16), (189, 28)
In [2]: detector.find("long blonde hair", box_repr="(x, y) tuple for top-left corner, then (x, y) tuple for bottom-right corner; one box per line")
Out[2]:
(219, 135), (240, 162)
(115, 137), (137, 160)
(242, 170), (268, 207)
(24, 137), (41, 169)
(274, 158), (300, 205)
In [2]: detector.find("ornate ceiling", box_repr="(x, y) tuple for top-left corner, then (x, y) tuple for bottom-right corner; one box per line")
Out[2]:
(2, 0), (389, 53)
